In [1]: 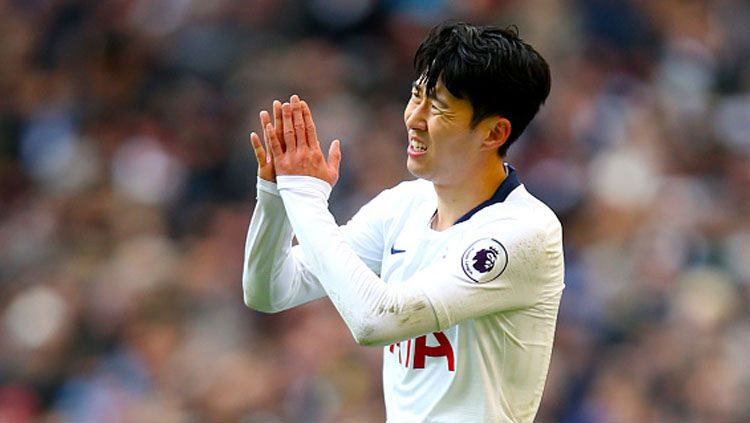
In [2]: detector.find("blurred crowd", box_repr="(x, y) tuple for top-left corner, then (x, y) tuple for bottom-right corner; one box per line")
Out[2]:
(1, 0), (749, 421)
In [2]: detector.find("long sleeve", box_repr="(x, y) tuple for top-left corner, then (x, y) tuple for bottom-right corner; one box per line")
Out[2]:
(277, 175), (441, 345)
(276, 175), (564, 347)
(242, 178), (326, 312)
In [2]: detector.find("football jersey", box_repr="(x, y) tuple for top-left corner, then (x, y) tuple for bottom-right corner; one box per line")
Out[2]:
(371, 168), (564, 422)
(244, 166), (564, 422)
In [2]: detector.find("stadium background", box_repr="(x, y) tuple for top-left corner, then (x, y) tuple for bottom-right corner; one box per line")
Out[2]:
(1, 0), (749, 421)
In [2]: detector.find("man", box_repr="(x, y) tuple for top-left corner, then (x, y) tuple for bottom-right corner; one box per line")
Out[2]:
(243, 21), (563, 422)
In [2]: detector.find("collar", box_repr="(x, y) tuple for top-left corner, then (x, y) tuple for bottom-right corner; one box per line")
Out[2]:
(453, 164), (521, 225)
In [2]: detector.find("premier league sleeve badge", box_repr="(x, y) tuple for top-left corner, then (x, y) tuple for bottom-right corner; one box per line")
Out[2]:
(461, 238), (508, 283)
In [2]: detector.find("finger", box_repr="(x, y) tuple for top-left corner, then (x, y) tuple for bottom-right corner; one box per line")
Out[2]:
(327, 139), (342, 173)
(260, 110), (271, 130)
(259, 111), (274, 162)
(266, 122), (284, 159)
(259, 111), (273, 160)
(301, 100), (319, 148)
(250, 132), (266, 164)
(272, 100), (284, 149)
(262, 134), (273, 163)
(281, 102), (295, 152)
(291, 95), (306, 149)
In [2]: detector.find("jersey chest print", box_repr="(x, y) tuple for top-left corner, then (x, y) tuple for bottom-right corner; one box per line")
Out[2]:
(388, 331), (455, 371)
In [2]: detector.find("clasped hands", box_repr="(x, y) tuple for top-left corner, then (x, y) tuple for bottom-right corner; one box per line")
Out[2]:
(250, 95), (341, 187)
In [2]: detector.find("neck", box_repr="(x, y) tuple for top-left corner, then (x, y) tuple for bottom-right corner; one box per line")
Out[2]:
(432, 159), (507, 231)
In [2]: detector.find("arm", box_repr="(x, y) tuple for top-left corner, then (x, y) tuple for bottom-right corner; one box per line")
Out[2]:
(242, 177), (326, 312)
(243, 101), (325, 312)
(243, 99), (387, 312)
(277, 176), (439, 344)
(243, 176), (391, 312)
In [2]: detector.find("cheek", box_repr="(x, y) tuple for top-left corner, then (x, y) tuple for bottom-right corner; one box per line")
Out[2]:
(432, 125), (469, 153)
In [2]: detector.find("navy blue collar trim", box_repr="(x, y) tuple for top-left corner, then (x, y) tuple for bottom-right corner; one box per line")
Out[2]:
(453, 165), (521, 225)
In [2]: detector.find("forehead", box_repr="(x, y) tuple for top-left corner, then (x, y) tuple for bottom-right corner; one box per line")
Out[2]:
(413, 78), (446, 92)
(412, 78), (457, 102)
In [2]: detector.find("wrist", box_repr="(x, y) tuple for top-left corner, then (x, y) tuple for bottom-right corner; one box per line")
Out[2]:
(257, 177), (280, 196)
(277, 175), (332, 200)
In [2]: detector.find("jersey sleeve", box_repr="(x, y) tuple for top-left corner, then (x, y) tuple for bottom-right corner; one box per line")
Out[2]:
(243, 177), (388, 313)
(242, 178), (326, 312)
(276, 175), (564, 345)
(417, 218), (565, 330)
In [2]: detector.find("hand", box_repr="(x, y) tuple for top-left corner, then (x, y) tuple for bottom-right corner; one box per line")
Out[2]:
(250, 100), (284, 182)
(266, 95), (342, 187)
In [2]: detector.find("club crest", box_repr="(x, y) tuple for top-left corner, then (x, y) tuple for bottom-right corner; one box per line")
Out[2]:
(461, 238), (508, 283)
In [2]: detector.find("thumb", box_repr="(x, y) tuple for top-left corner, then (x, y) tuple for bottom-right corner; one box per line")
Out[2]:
(327, 139), (342, 172)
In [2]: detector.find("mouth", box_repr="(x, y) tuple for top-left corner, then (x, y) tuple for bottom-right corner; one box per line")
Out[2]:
(407, 137), (428, 156)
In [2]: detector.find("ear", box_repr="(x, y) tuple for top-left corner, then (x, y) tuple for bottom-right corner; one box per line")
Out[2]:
(480, 117), (511, 151)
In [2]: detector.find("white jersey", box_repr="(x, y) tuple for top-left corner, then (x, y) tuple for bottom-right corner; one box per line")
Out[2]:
(243, 166), (564, 422)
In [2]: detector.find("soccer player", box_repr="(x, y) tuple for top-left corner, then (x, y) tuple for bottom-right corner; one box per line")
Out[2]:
(243, 21), (563, 422)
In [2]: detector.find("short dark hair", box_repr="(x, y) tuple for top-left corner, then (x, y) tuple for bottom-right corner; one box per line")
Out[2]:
(414, 21), (551, 156)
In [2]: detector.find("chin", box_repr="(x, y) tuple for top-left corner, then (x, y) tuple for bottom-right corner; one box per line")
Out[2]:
(406, 158), (420, 177)
(406, 159), (431, 180)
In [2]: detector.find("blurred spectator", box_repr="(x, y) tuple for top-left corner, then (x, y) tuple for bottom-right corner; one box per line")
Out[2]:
(1, 0), (749, 421)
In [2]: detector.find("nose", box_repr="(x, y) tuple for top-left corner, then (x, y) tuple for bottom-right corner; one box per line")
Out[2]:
(404, 99), (428, 132)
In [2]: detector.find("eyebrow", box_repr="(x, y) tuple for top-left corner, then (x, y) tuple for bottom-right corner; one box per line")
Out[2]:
(412, 81), (449, 108)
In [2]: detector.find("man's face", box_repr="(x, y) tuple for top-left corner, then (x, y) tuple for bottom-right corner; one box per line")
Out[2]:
(403, 79), (490, 184)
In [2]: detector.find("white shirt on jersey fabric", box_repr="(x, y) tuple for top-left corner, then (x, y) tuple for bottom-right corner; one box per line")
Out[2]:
(243, 165), (564, 422)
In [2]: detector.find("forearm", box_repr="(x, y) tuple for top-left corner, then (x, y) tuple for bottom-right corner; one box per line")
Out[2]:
(277, 176), (439, 346)
(243, 178), (325, 312)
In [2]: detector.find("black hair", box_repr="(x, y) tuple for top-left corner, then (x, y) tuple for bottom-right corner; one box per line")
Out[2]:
(414, 21), (551, 156)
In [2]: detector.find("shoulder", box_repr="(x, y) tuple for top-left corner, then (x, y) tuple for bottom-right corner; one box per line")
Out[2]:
(466, 185), (562, 251)
(490, 185), (560, 232)
(456, 186), (564, 285)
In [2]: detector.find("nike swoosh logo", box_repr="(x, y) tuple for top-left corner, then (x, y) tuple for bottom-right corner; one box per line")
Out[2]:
(390, 246), (406, 255)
